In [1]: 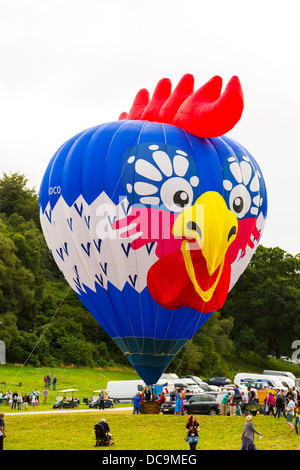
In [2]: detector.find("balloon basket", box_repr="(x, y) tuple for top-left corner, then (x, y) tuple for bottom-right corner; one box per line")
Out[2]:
(142, 402), (160, 414)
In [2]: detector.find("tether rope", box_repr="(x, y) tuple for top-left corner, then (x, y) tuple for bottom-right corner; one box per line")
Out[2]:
(7, 286), (71, 389)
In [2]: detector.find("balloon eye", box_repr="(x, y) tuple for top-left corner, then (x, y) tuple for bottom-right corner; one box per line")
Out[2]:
(229, 184), (251, 219)
(233, 196), (244, 213)
(173, 190), (189, 208)
(160, 177), (193, 213)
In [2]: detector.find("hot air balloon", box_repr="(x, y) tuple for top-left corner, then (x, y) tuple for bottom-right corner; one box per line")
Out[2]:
(39, 74), (267, 385)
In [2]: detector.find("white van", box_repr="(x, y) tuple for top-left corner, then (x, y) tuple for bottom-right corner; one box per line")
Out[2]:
(234, 373), (287, 391)
(106, 380), (145, 403)
(267, 375), (294, 389)
(107, 379), (171, 403)
(263, 370), (296, 382)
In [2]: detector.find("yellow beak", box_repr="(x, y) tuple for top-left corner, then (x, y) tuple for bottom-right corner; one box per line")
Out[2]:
(172, 191), (238, 302)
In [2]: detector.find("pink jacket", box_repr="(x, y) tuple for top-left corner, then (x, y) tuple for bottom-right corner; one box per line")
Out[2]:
(267, 394), (275, 405)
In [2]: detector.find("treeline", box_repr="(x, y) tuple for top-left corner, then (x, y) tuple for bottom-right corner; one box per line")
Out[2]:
(0, 173), (300, 378)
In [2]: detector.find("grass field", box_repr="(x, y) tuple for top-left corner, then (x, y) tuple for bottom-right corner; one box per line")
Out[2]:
(2, 410), (300, 451)
(0, 363), (139, 412)
(1, 365), (299, 451)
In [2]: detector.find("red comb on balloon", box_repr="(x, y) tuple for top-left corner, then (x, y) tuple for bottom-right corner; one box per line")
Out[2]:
(119, 74), (244, 138)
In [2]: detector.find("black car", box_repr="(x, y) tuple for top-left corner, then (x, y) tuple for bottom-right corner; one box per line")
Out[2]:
(162, 394), (219, 415)
(204, 377), (230, 387)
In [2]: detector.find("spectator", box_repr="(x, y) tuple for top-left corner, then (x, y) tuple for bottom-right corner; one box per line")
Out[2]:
(157, 392), (166, 411)
(139, 392), (144, 413)
(31, 391), (37, 410)
(43, 387), (49, 404)
(274, 392), (284, 418)
(17, 393), (23, 410)
(267, 392), (275, 416)
(11, 390), (18, 410)
(170, 389), (176, 402)
(99, 418), (110, 433)
(185, 415), (200, 451)
(52, 376), (57, 391)
(0, 412), (6, 451)
(241, 415), (262, 450)
(221, 392), (229, 416)
(295, 400), (299, 435)
(286, 396), (296, 432)
(240, 392), (248, 415)
(4, 390), (11, 406)
(99, 390), (105, 410)
(263, 397), (268, 416)
(174, 388), (185, 416)
(132, 393), (141, 414)
(47, 374), (51, 390)
(228, 392), (236, 416)
(233, 385), (242, 417)
(23, 393), (30, 411)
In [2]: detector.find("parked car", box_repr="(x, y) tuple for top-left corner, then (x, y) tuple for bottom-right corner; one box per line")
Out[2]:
(180, 376), (214, 392)
(162, 394), (219, 415)
(204, 377), (231, 387)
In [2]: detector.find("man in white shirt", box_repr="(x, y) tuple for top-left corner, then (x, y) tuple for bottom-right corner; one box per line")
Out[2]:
(286, 396), (295, 432)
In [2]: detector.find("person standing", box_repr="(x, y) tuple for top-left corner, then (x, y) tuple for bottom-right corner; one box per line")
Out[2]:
(267, 392), (275, 416)
(17, 393), (23, 410)
(23, 393), (30, 411)
(52, 376), (57, 391)
(0, 413), (6, 451)
(286, 396), (296, 432)
(274, 392), (284, 418)
(174, 388), (184, 416)
(43, 387), (49, 404)
(31, 392), (37, 410)
(99, 390), (105, 410)
(221, 392), (229, 416)
(11, 390), (18, 410)
(132, 393), (141, 414)
(240, 392), (248, 415)
(294, 400), (299, 435)
(241, 415), (262, 450)
(185, 415), (200, 451)
(47, 373), (51, 390)
(228, 392), (236, 416)
(233, 385), (242, 416)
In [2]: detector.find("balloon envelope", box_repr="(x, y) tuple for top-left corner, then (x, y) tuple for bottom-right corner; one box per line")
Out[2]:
(39, 120), (267, 385)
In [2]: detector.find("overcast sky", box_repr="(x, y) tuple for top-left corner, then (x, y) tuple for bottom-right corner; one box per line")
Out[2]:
(0, 0), (299, 255)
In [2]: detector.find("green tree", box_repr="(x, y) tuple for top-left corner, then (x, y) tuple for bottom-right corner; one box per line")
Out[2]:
(222, 246), (300, 358)
(0, 173), (39, 226)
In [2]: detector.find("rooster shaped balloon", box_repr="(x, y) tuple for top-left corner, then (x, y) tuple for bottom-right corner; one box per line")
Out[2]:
(39, 74), (267, 385)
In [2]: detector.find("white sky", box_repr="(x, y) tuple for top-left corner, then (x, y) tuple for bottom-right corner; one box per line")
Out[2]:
(0, 0), (299, 255)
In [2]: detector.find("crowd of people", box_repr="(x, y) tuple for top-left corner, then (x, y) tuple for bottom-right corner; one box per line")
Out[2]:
(0, 373), (58, 412)
(220, 385), (299, 431)
(0, 388), (51, 410)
